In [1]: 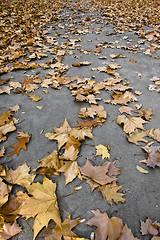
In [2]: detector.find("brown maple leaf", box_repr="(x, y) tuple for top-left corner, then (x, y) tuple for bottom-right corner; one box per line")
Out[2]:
(73, 119), (98, 128)
(142, 146), (160, 167)
(148, 128), (160, 142)
(87, 209), (139, 240)
(0, 191), (27, 222)
(80, 160), (117, 188)
(140, 217), (160, 236)
(0, 221), (21, 240)
(44, 214), (80, 240)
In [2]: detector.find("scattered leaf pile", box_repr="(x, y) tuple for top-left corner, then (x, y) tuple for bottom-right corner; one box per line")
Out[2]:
(0, 0), (160, 239)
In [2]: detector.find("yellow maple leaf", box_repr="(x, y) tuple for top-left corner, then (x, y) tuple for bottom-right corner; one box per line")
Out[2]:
(95, 144), (110, 159)
(14, 176), (61, 239)
(99, 183), (126, 206)
(28, 94), (42, 102)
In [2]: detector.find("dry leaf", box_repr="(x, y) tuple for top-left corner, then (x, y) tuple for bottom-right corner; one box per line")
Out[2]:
(136, 166), (149, 174)
(44, 214), (80, 240)
(117, 115), (146, 134)
(142, 146), (160, 168)
(118, 106), (134, 115)
(127, 129), (148, 145)
(99, 183), (126, 205)
(0, 221), (21, 240)
(15, 176), (61, 239)
(28, 94), (42, 102)
(2, 163), (35, 188)
(8, 135), (31, 156)
(95, 145), (110, 159)
(10, 105), (20, 112)
(0, 146), (5, 157)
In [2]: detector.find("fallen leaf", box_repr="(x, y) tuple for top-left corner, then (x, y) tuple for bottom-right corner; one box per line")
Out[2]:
(99, 183), (126, 205)
(34, 150), (60, 175)
(118, 106), (134, 115)
(127, 129), (148, 145)
(95, 144), (110, 159)
(80, 160), (117, 188)
(141, 217), (160, 235)
(130, 58), (137, 63)
(44, 214), (80, 240)
(0, 221), (21, 240)
(0, 146), (5, 157)
(28, 94), (42, 102)
(15, 176), (61, 239)
(136, 166), (149, 174)
(117, 115), (146, 134)
(10, 105), (20, 112)
(87, 209), (139, 240)
(142, 146), (160, 167)
(72, 61), (91, 67)
(8, 135), (31, 156)
(2, 163), (35, 188)
(58, 161), (81, 185)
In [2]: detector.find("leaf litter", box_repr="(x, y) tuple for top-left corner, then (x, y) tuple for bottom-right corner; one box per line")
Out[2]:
(0, 0), (160, 239)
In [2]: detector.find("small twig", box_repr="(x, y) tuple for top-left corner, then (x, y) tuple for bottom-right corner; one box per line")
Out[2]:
(16, 119), (25, 125)
(25, 220), (33, 231)
(58, 190), (77, 200)
(83, 143), (95, 147)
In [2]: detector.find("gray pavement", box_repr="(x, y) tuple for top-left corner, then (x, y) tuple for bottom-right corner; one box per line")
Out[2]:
(0, 2), (160, 240)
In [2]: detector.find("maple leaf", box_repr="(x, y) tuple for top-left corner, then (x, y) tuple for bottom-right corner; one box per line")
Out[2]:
(15, 176), (61, 239)
(45, 119), (72, 150)
(0, 120), (16, 139)
(87, 209), (139, 240)
(2, 163), (35, 188)
(135, 108), (154, 121)
(127, 129), (148, 145)
(117, 115), (146, 134)
(60, 146), (79, 161)
(109, 91), (138, 105)
(140, 217), (160, 235)
(148, 128), (160, 142)
(8, 135), (31, 156)
(71, 127), (93, 141)
(44, 214), (80, 240)
(95, 144), (110, 159)
(0, 111), (12, 126)
(0, 221), (21, 240)
(142, 146), (160, 167)
(99, 183), (126, 206)
(9, 104), (20, 112)
(0, 146), (5, 157)
(58, 161), (81, 185)
(0, 191), (28, 222)
(34, 150), (60, 175)
(28, 94), (42, 101)
(72, 61), (91, 67)
(118, 106), (134, 115)
(80, 160), (117, 188)
(0, 178), (11, 208)
(73, 119), (98, 128)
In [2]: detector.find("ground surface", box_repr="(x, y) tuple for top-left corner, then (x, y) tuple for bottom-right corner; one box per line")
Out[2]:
(0, 0), (160, 239)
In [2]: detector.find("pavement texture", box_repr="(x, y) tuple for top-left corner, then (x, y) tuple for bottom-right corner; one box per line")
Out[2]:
(0, 0), (160, 239)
